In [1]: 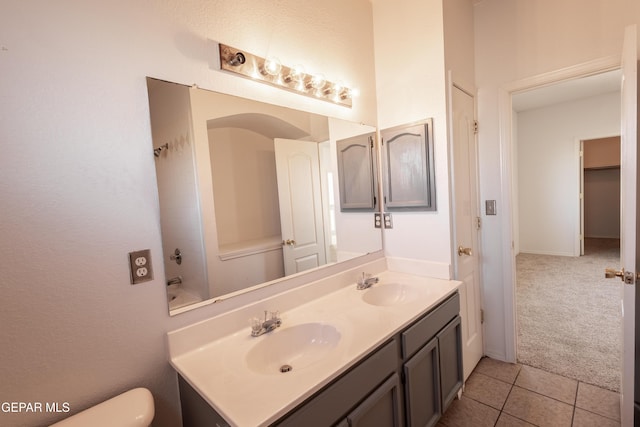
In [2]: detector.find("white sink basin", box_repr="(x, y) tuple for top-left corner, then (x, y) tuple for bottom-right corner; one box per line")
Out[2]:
(245, 323), (341, 375)
(362, 283), (418, 306)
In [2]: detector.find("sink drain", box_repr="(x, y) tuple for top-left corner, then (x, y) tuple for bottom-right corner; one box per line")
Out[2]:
(280, 364), (293, 373)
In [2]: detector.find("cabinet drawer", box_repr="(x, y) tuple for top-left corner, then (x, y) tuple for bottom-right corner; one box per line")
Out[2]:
(401, 292), (459, 360)
(275, 338), (399, 427)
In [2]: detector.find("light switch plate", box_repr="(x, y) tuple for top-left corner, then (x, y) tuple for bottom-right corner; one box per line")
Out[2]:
(486, 200), (497, 216)
(129, 249), (153, 284)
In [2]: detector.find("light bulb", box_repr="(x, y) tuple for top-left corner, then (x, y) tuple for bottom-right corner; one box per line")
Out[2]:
(284, 64), (306, 85)
(311, 73), (326, 90)
(261, 57), (282, 76)
(306, 73), (326, 91)
(340, 86), (358, 100)
(325, 80), (344, 96)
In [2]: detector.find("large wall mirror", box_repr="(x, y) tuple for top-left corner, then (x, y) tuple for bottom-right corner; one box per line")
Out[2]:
(146, 78), (383, 314)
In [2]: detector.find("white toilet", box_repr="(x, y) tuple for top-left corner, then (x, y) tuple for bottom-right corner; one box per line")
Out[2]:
(49, 388), (154, 427)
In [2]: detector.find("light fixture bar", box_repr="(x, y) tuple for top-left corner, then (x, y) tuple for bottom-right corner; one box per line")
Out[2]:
(218, 43), (353, 108)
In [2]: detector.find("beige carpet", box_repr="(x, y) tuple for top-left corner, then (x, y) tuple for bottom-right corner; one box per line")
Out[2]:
(516, 238), (622, 391)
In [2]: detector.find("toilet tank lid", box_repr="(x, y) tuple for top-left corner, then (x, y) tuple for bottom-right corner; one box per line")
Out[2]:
(49, 387), (154, 427)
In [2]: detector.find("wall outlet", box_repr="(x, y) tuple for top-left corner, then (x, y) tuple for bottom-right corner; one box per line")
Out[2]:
(129, 249), (153, 284)
(383, 213), (393, 229)
(374, 213), (382, 229)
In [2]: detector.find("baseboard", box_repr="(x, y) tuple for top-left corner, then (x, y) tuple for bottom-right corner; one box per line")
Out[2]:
(385, 256), (451, 280)
(518, 250), (576, 257)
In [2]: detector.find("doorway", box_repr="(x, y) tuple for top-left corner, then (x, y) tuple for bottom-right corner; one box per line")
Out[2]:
(581, 136), (621, 255)
(511, 71), (622, 392)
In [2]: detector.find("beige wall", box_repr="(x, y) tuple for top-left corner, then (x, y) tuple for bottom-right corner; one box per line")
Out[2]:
(209, 128), (281, 246)
(0, 1), (377, 426)
(373, 0), (448, 274)
(148, 80), (209, 301)
(516, 92), (620, 256)
(474, 0), (640, 361)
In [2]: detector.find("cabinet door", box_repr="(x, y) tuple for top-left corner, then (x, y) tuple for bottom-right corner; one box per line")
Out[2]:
(381, 120), (436, 211)
(336, 132), (377, 211)
(275, 340), (398, 427)
(346, 373), (403, 427)
(438, 316), (463, 411)
(403, 337), (441, 427)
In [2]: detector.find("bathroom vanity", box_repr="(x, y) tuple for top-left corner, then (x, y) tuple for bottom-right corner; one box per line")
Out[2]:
(168, 266), (462, 427)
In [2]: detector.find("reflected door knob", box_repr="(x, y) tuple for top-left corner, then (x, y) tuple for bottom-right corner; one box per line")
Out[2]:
(282, 239), (296, 247)
(458, 246), (472, 256)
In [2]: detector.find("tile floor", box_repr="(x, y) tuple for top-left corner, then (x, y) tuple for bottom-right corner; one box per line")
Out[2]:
(438, 357), (621, 427)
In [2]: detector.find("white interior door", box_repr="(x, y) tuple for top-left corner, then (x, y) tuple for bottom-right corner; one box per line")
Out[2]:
(451, 85), (484, 380)
(274, 138), (327, 276)
(619, 24), (638, 425)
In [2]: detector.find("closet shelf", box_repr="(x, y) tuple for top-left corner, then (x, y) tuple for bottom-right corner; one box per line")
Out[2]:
(584, 165), (620, 171)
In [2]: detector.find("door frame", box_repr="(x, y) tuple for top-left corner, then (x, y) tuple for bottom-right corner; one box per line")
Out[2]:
(498, 55), (621, 363)
(577, 135), (622, 256)
(448, 74), (484, 380)
(499, 31), (636, 426)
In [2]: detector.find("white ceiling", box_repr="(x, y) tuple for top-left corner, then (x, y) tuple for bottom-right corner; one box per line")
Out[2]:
(512, 69), (622, 112)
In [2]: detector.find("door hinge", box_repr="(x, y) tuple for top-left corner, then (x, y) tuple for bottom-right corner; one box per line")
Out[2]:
(473, 120), (479, 134)
(369, 135), (374, 148)
(480, 309), (484, 324)
(476, 217), (481, 230)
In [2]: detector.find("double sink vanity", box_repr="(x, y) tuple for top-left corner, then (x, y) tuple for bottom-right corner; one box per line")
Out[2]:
(168, 261), (463, 427)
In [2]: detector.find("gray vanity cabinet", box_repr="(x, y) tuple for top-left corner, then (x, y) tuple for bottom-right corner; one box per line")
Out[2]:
(438, 316), (463, 410)
(276, 339), (400, 427)
(343, 373), (403, 427)
(401, 294), (463, 427)
(403, 337), (441, 427)
(176, 292), (461, 427)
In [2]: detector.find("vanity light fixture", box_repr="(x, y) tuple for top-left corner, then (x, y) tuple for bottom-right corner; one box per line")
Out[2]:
(218, 43), (354, 107)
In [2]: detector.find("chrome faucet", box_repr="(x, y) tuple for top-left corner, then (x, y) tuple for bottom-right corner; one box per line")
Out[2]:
(356, 272), (379, 290)
(250, 310), (282, 337)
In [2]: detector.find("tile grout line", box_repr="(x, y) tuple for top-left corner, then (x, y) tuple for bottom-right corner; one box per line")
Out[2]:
(494, 366), (536, 426)
(570, 380), (579, 426)
(574, 381), (622, 424)
(473, 362), (621, 426)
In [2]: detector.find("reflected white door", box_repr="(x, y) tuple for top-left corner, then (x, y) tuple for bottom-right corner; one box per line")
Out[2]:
(619, 24), (637, 425)
(451, 85), (484, 380)
(274, 138), (327, 275)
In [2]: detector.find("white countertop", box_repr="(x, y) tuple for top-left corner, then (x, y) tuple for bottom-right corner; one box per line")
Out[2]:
(168, 270), (461, 427)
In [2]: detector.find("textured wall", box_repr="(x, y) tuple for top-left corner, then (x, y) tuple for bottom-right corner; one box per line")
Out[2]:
(516, 92), (620, 256)
(0, 1), (376, 425)
(372, 0), (452, 276)
(474, 0), (640, 361)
